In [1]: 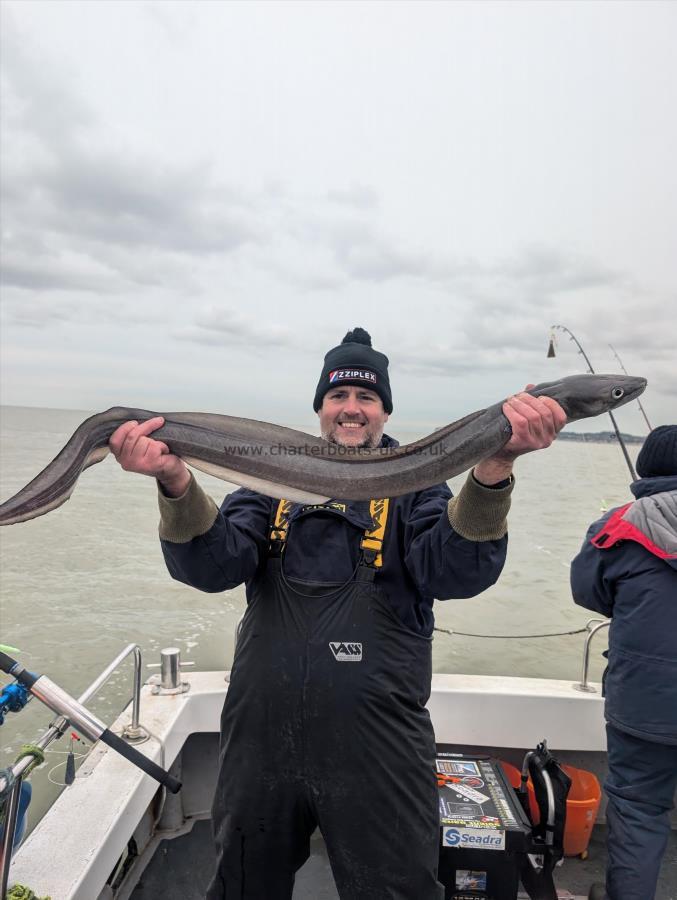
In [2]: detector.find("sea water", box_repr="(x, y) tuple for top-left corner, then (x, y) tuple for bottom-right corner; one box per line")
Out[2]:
(0, 405), (638, 831)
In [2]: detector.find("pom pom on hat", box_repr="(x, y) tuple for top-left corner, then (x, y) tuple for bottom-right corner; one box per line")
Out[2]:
(341, 327), (372, 346)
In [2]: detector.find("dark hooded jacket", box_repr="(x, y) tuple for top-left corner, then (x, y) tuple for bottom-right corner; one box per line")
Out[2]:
(570, 475), (677, 744)
(159, 435), (511, 637)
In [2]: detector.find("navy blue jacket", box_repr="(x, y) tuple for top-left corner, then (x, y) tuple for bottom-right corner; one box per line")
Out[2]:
(570, 475), (677, 745)
(161, 436), (508, 637)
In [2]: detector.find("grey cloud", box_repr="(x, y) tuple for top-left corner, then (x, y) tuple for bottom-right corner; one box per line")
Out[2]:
(501, 246), (627, 295)
(0, 15), (92, 146)
(3, 140), (263, 263)
(467, 314), (554, 354)
(395, 352), (476, 378)
(326, 185), (380, 210)
(3, 18), (629, 310)
(143, 2), (200, 46)
(1, 261), (111, 293)
(573, 311), (676, 377)
(0, 13), (640, 351)
(4, 300), (81, 327)
(262, 258), (347, 292)
(174, 307), (298, 349)
(394, 342), (538, 378)
(0, 233), (124, 293)
(3, 293), (166, 328)
(300, 212), (624, 299)
(37, 152), (262, 255)
(290, 272), (347, 292)
(334, 238), (431, 282)
(1, 25), (265, 296)
(296, 214), (454, 284)
(382, 304), (575, 378)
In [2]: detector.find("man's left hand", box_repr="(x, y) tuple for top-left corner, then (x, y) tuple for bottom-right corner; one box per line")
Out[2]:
(473, 388), (567, 485)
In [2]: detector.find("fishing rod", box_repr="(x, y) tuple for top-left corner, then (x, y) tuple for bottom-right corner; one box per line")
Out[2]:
(547, 325), (638, 481)
(608, 344), (653, 432)
(0, 649), (181, 795)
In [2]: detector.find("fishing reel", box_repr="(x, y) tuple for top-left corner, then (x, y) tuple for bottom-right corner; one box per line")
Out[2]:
(0, 647), (31, 725)
(0, 681), (30, 726)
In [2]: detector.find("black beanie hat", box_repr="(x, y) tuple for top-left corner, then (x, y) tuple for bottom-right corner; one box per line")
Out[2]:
(313, 328), (392, 413)
(636, 425), (677, 478)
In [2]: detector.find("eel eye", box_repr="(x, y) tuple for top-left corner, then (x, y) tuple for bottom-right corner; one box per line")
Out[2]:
(611, 387), (625, 400)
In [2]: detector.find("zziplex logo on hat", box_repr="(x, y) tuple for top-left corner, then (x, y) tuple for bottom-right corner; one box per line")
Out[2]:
(328, 369), (377, 385)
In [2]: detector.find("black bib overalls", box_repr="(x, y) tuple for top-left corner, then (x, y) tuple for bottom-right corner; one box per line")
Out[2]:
(206, 504), (443, 900)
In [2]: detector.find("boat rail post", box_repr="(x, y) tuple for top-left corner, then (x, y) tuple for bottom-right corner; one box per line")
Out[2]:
(73, 643), (147, 743)
(122, 646), (145, 742)
(573, 618), (610, 693)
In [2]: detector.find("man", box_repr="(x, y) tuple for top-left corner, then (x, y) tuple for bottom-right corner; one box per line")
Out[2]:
(570, 425), (677, 900)
(110, 328), (566, 899)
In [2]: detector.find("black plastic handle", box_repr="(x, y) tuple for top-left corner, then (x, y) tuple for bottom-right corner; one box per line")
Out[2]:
(101, 728), (182, 794)
(0, 649), (38, 687)
(0, 650), (18, 676)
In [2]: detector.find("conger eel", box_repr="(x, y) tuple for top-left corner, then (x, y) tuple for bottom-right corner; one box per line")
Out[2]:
(0, 374), (647, 526)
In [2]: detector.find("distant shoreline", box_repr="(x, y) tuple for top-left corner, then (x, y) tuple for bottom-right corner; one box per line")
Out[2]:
(559, 430), (644, 445)
(430, 423), (646, 445)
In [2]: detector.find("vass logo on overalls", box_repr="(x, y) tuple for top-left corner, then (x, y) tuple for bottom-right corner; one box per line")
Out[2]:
(329, 642), (363, 662)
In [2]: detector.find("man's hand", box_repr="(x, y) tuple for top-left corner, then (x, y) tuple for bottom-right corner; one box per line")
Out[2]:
(109, 417), (191, 498)
(473, 388), (567, 485)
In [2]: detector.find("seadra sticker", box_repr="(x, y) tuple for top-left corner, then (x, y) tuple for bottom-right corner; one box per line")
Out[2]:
(442, 827), (505, 851)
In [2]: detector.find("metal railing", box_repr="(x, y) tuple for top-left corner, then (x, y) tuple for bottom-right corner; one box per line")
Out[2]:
(1, 644), (145, 896)
(573, 619), (610, 693)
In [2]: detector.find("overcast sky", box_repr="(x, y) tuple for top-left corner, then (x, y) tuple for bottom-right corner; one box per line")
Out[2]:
(1, 0), (675, 435)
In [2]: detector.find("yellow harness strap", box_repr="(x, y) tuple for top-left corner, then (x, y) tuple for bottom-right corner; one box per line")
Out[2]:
(270, 499), (293, 544)
(360, 498), (390, 568)
(270, 498), (390, 568)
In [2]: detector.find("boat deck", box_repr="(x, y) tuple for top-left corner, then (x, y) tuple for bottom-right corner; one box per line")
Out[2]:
(9, 672), (676, 899)
(130, 818), (677, 900)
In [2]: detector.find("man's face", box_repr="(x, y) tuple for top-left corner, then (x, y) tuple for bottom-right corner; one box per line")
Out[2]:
(318, 386), (389, 449)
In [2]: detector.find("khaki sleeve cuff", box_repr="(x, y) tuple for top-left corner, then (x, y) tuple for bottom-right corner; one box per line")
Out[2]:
(158, 473), (219, 543)
(447, 472), (514, 541)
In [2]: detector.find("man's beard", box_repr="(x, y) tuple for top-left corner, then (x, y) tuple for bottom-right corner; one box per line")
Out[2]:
(321, 424), (382, 449)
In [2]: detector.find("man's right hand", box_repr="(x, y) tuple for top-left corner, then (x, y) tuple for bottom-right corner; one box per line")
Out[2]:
(109, 418), (191, 498)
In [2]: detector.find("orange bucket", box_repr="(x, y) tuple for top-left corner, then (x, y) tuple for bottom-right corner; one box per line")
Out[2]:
(499, 761), (601, 858)
(560, 764), (601, 857)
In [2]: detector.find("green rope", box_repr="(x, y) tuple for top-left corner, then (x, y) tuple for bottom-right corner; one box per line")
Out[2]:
(7, 885), (52, 900)
(1, 746), (46, 825)
(15, 744), (46, 777)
